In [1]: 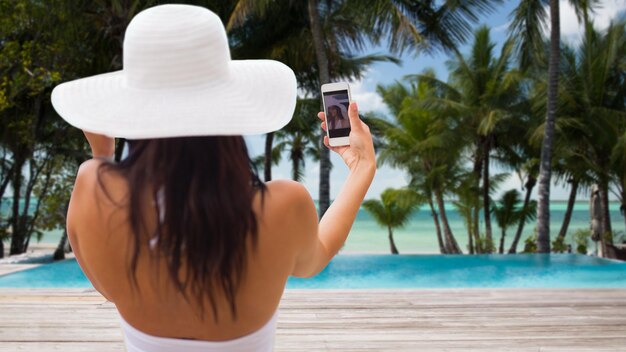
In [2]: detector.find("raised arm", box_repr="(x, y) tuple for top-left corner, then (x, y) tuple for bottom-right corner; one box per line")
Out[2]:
(82, 131), (116, 160)
(291, 101), (375, 277)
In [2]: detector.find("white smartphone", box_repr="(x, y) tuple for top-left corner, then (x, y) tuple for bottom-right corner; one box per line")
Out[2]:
(321, 82), (351, 147)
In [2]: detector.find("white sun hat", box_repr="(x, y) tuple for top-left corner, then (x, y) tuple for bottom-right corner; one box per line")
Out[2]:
(51, 4), (297, 139)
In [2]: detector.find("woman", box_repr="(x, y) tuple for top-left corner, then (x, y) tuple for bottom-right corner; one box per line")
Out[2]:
(52, 5), (375, 351)
(328, 104), (350, 130)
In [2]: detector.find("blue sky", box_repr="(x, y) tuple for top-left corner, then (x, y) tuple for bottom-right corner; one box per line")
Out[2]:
(245, 0), (626, 201)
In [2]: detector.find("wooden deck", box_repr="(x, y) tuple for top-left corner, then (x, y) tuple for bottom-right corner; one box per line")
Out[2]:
(0, 288), (625, 351)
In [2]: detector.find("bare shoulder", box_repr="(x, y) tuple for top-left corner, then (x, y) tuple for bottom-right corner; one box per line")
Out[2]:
(74, 159), (127, 206)
(73, 158), (107, 201)
(74, 158), (101, 187)
(265, 179), (311, 199)
(258, 180), (318, 248)
(68, 159), (127, 235)
(263, 179), (316, 217)
(70, 159), (105, 215)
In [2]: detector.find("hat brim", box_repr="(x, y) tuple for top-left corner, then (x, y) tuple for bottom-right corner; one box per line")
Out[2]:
(51, 60), (297, 138)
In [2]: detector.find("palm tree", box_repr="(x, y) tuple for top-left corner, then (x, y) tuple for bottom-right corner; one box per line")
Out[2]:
(612, 135), (626, 231)
(531, 21), (626, 251)
(362, 188), (422, 254)
(230, 0), (505, 218)
(573, 22), (626, 245)
(507, 159), (539, 253)
(508, 0), (600, 253)
(493, 190), (523, 254)
(547, 92), (596, 245)
(375, 74), (464, 254)
(306, 0), (333, 218)
(329, 1), (507, 219)
(228, 1), (391, 182)
(535, 0), (561, 253)
(510, 41), (595, 252)
(415, 27), (524, 252)
(453, 173), (481, 254)
(273, 99), (321, 182)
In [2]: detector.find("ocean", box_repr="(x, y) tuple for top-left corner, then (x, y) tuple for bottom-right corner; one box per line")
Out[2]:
(345, 201), (624, 253)
(1, 199), (624, 253)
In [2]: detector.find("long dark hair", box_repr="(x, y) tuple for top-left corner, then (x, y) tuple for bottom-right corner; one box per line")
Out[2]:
(96, 136), (266, 322)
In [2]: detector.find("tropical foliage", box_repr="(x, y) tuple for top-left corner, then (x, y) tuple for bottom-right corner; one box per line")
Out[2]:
(1, 0), (625, 259)
(373, 19), (626, 257)
(374, 71), (464, 254)
(362, 188), (422, 254)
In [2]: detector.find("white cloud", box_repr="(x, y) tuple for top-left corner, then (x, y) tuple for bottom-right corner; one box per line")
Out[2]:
(547, 0), (626, 44)
(348, 70), (390, 116)
(493, 21), (511, 33)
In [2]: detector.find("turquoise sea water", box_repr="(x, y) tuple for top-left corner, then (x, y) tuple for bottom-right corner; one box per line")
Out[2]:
(346, 201), (625, 253)
(2, 199), (624, 253)
(0, 254), (625, 288)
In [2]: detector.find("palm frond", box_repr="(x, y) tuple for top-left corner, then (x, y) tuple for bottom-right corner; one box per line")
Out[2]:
(507, 0), (549, 70)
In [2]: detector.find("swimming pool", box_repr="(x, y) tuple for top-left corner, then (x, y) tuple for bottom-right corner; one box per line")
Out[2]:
(0, 254), (625, 288)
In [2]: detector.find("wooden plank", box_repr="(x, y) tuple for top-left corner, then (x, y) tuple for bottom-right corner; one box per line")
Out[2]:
(0, 289), (624, 351)
(0, 342), (125, 352)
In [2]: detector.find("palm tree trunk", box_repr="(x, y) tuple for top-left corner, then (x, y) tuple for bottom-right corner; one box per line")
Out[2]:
(0, 162), (14, 258)
(307, 0), (331, 219)
(0, 163), (14, 201)
(620, 203), (626, 233)
(472, 204), (481, 253)
(622, 201), (626, 233)
(23, 161), (53, 253)
(600, 182), (613, 245)
(292, 153), (300, 181)
(499, 229), (506, 254)
(435, 191), (462, 254)
(9, 155), (25, 255)
(596, 186), (608, 256)
(619, 185), (626, 233)
(264, 132), (274, 182)
(590, 184), (604, 242)
(473, 145), (482, 253)
(468, 217), (475, 255)
(556, 179), (578, 242)
(428, 196), (446, 254)
(509, 175), (536, 254)
(19, 161), (36, 254)
(53, 200), (71, 261)
(483, 139), (493, 252)
(388, 225), (399, 254)
(536, 0), (560, 253)
(53, 230), (69, 261)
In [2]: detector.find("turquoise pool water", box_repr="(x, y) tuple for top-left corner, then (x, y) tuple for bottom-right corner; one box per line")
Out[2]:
(1, 254), (625, 288)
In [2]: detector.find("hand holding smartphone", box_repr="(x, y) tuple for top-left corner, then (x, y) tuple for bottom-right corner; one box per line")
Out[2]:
(321, 82), (351, 147)
(318, 83), (376, 173)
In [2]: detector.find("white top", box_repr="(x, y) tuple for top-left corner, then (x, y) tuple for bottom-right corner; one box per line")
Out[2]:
(119, 312), (278, 352)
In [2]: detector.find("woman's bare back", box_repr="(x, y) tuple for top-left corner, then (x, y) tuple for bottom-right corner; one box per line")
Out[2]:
(67, 159), (314, 340)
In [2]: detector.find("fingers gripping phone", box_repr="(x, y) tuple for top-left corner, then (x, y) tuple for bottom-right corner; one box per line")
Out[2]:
(321, 82), (351, 147)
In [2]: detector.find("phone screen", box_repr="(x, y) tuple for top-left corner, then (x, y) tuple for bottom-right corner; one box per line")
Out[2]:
(323, 90), (351, 138)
